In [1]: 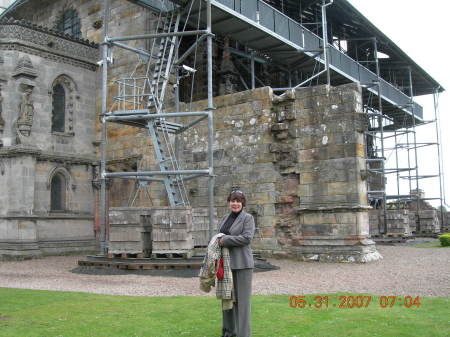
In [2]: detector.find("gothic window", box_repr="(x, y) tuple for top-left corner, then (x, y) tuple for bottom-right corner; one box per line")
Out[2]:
(50, 173), (66, 211)
(50, 75), (77, 135)
(56, 9), (81, 38)
(52, 84), (65, 132)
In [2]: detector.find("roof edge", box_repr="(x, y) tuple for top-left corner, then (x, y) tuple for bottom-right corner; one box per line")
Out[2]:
(340, 0), (444, 93)
(0, 17), (99, 48)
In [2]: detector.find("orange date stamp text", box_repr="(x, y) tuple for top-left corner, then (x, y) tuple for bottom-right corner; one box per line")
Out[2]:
(289, 295), (421, 309)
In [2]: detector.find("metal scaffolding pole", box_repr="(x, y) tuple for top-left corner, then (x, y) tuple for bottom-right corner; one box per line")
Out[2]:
(107, 30), (209, 42)
(206, 0), (215, 240)
(433, 90), (445, 231)
(99, 0), (110, 255)
(251, 51), (255, 89)
(321, 0), (333, 87)
(281, 0), (334, 94)
(406, 126), (413, 201)
(408, 67), (421, 232)
(373, 38), (387, 234)
(394, 129), (400, 209)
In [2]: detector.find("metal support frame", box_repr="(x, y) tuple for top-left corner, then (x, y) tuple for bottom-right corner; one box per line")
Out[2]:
(98, 0), (216, 255)
(375, 39), (388, 233)
(408, 67), (421, 231)
(386, 70), (445, 232)
(364, 48), (446, 235)
(433, 90), (446, 231)
(250, 51), (255, 89)
(367, 37), (388, 234)
(206, 0), (215, 241)
(273, 0), (333, 97)
(321, 0), (333, 87)
(99, 0), (111, 256)
(106, 29), (209, 42)
(175, 33), (210, 65)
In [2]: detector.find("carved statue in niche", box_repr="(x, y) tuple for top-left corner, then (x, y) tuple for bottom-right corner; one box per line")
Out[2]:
(16, 88), (35, 137)
(219, 36), (239, 96)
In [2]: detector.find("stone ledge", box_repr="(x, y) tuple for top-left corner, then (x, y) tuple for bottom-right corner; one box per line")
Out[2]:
(0, 18), (98, 47)
(1, 213), (94, 220)
(0, 239), (98, 260)
(258, 244), (382, 263)
(296, 205), (371, 212)
(0, 145), (95, 164)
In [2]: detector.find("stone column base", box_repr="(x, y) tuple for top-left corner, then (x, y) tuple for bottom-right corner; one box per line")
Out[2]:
(0, 241), (42, 260)
(257, 238), (382, 263)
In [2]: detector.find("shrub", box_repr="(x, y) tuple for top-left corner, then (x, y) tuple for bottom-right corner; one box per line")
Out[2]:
(438, 233), (450, 247)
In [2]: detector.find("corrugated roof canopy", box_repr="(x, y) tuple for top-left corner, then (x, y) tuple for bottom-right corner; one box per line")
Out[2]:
(1, 0), (443, 97)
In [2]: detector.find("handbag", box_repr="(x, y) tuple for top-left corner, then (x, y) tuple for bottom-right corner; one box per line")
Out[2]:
(217, 257), (224, 280)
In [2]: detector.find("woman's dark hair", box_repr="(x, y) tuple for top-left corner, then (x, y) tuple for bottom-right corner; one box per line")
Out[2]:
(227, 190), (246, 206)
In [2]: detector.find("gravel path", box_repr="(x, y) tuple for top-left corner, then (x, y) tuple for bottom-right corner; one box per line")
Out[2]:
(0, 245), (448, 298)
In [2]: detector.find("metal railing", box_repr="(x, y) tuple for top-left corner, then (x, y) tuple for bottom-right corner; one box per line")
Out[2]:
(214, 0), (423, 120)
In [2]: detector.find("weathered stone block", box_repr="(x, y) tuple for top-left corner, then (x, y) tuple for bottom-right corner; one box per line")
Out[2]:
(328, 182), (356, 195)
(335, 213), (357, 225)
(269, 143), (294, 153)
(109, 230), (141, 242)
(169, 239), (194, 250)
(152, 241), (170, 250)
(260, 226), (275, 238)
(302, 212), (337, 225)
(152, 231), (171, 242)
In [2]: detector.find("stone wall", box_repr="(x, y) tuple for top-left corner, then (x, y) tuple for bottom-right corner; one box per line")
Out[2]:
(181, 84), (381, 262)
(0, 20), (98, 258)
(6, 0), (169, 207)
(0, 216), (95, 258)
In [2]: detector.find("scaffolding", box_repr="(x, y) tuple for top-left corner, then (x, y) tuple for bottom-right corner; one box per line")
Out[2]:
(208, 0), (447, 234)
(98, 0), (215, 254)
(256, 0), (447, 235)
(362, 48), (446, 234)
(96, 0), (446, 253)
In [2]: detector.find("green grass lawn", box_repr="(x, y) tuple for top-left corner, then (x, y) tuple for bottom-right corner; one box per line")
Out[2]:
(410, 239), (450, 248)
(0, 288), (449, 337)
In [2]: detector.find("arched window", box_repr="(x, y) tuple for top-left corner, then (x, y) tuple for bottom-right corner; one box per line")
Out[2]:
(52, 84), (65, 132)
(56, 9), (81, 38)
(51, 173), (66, 211)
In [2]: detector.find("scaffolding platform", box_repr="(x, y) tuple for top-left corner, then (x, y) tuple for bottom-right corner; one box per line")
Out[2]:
(106, 252), (146, 259)
(78, 255), (204, 270)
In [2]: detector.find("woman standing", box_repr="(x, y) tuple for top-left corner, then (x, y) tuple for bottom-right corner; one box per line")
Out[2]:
(218, 190), (255, 337)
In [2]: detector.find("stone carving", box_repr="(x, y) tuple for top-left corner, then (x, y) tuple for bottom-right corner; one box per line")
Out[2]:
(13, 55), (37, 79)
(0, 44), (97, 71)
(219, 37), (239, 96)
(16, 88), (35, 136)
(0, 21), (99, 62)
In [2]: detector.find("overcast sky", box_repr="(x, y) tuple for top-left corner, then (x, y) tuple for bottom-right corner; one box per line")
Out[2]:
(347, 0), (450, 208)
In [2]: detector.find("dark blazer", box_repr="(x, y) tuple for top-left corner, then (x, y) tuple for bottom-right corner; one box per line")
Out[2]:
(219, 210), (255, 270)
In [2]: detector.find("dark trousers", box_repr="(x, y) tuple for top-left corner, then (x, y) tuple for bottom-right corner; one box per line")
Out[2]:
(222, 268), (253, 337)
